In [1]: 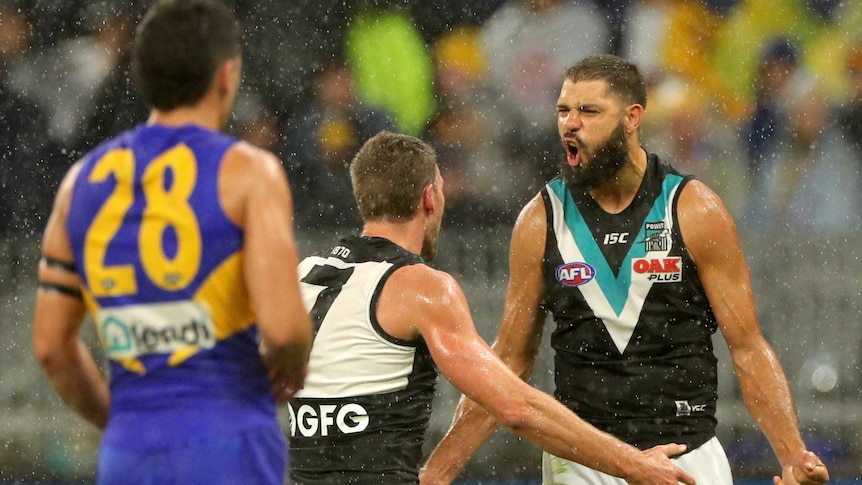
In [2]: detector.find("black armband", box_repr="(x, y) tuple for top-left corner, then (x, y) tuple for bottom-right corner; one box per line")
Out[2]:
(40, 255), (77, 273)
(37, 281), (83, 300)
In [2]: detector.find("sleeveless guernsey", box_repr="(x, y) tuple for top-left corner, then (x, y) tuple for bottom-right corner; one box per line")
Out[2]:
(291, 235), (438, 485)
(66, 124), (279, 449)
(540, 154), (718, 451)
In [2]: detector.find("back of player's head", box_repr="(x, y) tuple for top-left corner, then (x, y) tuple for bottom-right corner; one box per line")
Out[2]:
(132, 0), (241, 111)
(565, 55), (647, 110)
(350, 131), (438, 222)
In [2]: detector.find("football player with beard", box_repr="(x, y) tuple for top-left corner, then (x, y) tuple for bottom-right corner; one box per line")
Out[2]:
(288, 131), (694, 485)
(421, 55), (829, 485)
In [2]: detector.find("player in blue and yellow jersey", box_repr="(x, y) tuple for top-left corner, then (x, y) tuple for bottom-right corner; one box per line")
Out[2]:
(31, 1), (313, 484)
(422, 55), (829, 485)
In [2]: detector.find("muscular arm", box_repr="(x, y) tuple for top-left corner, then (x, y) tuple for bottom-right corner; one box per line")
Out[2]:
(679, 181), (828, 484)
(221, 144), (313, 400)
(418, 196), (693, 485)
(32, 163), (111, 429)
(420, 194), (548, 482)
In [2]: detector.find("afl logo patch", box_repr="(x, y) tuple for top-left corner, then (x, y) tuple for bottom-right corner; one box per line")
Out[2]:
(556, 262), (595, 287)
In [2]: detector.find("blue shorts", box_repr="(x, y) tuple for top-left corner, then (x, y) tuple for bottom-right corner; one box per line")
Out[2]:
(96, 425), (287, 485)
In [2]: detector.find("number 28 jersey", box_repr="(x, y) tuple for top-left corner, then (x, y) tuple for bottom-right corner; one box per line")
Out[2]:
(66, 124), (277, 449)
(291, 235), (438, 485)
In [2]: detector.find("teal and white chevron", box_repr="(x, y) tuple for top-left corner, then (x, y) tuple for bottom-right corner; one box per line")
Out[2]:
(546, 175), (683, 353)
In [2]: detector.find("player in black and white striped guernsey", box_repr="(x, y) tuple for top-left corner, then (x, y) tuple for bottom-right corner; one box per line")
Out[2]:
(289, 131), (695, 485)
(291, 235), (435, 483)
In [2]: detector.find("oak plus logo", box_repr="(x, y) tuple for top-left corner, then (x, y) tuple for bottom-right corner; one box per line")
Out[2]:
(632, 257), (682, 283)
(556, 262), (596, 287)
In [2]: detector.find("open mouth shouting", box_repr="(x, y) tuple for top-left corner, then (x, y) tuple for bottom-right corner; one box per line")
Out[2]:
(564, 138), (582, 167)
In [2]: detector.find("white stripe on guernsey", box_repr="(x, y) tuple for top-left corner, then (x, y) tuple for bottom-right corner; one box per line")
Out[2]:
(296, 255), (418, 398)
(547, 185), (679, 354)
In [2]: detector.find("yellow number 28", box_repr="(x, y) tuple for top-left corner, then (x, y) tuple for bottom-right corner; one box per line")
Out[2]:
(84, 145), (202, 297)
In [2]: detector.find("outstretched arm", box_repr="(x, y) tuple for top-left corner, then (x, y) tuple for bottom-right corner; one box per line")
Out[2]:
(679, 181), (828, 485)
(417, 195), (693, 485)
(32, 163), (111, 429)
(420, 194), (548, 482)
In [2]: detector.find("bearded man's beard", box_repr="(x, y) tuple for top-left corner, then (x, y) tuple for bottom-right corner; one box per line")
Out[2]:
(562, 121), (629, 190)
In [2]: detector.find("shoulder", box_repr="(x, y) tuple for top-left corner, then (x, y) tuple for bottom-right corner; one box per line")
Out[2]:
(510, 193), (548, 257)
(54, 161), (85, 212)
(223, 140), (286, 181)
(385, 263), (462, 307)
(515, 193), (547, 234)
(40, 161), (85, 258)
(220, 141), (290, 200)
(61, 160), (85, 190)
(677, 179), (731, 223)
(677, 179), (739, 263)
(219, 141), (292, 225)
(377, 263), (468, 341)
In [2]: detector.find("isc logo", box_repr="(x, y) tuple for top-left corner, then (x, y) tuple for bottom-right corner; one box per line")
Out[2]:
(675, 400), (707, 416)
(603, 232), (629, 245)
(288, 402), (369, 437)
(556, 262), (596, 287)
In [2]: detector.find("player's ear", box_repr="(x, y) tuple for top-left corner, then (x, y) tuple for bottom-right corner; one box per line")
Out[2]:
(216, 58), (240, 96)
(624, 103), (644, 134)
(421, 183), (436, 215)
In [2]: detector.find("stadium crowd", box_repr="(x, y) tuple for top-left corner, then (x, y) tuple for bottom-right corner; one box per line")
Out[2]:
(2, 0), (862, 240)
(1, 0), (861, 481)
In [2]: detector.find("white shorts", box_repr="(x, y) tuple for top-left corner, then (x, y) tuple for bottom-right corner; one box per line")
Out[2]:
(542, 436), (733, 485)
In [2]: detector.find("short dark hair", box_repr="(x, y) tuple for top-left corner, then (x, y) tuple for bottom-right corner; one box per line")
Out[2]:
(565, 55), (647, 109)
(350, 131), (438, 222)
(132, 0), (241, 111)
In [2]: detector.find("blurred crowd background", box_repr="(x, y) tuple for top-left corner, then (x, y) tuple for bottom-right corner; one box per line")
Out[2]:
(1, 0), (861, 483)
